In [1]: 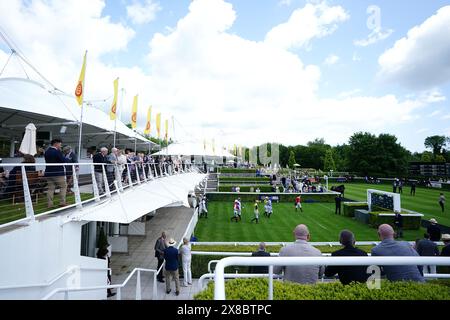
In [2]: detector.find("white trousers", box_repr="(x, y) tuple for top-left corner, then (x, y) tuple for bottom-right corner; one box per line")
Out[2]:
(182, 260), (192, 285)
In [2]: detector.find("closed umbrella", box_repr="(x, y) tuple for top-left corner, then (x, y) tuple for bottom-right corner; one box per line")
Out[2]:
(19, 123), (37, 156)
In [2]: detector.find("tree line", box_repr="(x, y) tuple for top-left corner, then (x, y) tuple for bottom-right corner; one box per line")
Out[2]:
(252, 133), (450, 177)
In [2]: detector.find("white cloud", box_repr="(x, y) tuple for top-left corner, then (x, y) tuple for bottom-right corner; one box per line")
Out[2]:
(126, 0), (161, 25)
(443, 114), (450, 120)
(416, 128), (429, 134)
(324, 54), (339, 65)
(265, 2), (349, 50)
(278, 0), (292, 6)
(428, 110), (442, 118)
(0, 0), (429, 149)
(354, 28), (393, 47)
(338, 89), (361, 99)
(419, 89), (447, 103)
(378, 6), (450, 90)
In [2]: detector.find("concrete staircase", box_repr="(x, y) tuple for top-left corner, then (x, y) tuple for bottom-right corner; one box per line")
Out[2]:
(205, 173), (218, 192)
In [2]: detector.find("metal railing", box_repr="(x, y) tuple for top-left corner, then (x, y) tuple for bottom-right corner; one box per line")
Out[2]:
(213, 256), (450, 300)
(192, 241), (445, 247)
(0, 162), (196, 228)
(0, 266), (109, 291)
(42, 267), (159, 300)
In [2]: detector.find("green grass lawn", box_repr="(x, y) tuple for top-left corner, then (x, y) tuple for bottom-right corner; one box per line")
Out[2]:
(340, 183), (450, 227)
(194, 201), (425, 242)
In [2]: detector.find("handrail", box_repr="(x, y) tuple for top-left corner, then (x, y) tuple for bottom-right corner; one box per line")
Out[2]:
(213, 256), (450, 300)
(0, 266), (110, 290)
(0, 162), (199, 229)
(42, 267), (159, 300)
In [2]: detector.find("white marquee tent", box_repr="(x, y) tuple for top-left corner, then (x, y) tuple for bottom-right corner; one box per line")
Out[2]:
(152, 141), (235, 158)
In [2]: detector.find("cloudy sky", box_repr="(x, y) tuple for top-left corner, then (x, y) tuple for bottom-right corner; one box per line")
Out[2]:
(0, 0), (449, 152)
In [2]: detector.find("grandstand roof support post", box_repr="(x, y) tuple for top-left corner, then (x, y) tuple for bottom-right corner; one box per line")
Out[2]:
(72, 165), (82, 209)
(21, 166), (35, 222)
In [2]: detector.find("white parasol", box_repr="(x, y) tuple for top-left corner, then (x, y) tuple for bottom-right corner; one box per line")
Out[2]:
(19, 123), (37, 156)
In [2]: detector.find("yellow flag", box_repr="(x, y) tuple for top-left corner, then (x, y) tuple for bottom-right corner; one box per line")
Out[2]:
(74, 51), (87, 106)
(131, 95), (138, 129)
(144, 106), (152, 135)
(110, 78), (119, 120)
(165, 119), (169, 142)
(156, 113), (161, 138)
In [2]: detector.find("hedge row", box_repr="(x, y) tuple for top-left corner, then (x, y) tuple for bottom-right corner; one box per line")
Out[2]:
(220, 168), (257, 173)
(218, 176), (271, 182)
(218, 185), (273, 192)
(368, 212), (422, 230)
(194, 278), (450, 300)
(206, 192), (337, 203)
(342, 202), (368, 217)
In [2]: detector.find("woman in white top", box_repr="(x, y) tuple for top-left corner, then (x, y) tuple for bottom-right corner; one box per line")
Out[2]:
(179, 238), (192, 286)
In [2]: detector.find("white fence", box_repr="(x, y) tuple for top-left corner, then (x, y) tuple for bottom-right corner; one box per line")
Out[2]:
(213, 256), (450, 300)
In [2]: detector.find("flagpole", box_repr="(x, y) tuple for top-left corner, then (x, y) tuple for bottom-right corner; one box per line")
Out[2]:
(77, 51), (87, 159)
(113, 85), (122, 149)
(77, 102), (84, 158)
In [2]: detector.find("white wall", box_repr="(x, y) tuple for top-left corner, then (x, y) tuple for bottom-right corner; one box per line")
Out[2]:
(0, 216), (107, 299)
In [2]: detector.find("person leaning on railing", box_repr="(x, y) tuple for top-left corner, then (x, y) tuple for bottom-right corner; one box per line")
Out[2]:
(44, 139), (67, 208)
(4, 154), (40, 202)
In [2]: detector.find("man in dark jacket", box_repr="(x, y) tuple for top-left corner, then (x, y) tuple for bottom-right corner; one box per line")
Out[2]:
(427, 219), (441, 242)
(416, 233), (440, 274)
(325, 230), (369, 285)
(249, 242), (271, 273)
(44, 139), (67, 208)
(92, 147), (108, 194)
(394, 212), (403, 239)
(335, 194), (342, 215)
(154, 232), (167, 282)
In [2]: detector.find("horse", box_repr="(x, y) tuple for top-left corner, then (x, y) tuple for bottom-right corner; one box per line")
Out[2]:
(331, 184), (345, 197)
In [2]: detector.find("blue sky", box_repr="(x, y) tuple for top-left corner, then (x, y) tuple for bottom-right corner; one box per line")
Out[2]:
(0, 0), (449, 152)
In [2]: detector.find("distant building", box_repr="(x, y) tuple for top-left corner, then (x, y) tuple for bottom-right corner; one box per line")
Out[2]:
(409, 162), (450, 177)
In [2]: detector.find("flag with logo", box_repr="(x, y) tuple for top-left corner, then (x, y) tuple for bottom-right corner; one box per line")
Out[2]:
(165, 119), (169, 142)
(131, 95), (138, 129)
(144, 106), (152, 135)
(74, 51), (87, 106)
(110, 78), (119, 120)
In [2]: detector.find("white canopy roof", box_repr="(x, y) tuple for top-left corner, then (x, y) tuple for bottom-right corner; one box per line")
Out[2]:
(71, 172), (207, 224)
(152, 141), (235, 158)
(0, 77), (155, 149)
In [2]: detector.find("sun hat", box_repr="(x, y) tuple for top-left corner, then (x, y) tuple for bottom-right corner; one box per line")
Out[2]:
(429, 218), (438, 224)
(167, 238), (177, 247)
(442, 234), (450, 241)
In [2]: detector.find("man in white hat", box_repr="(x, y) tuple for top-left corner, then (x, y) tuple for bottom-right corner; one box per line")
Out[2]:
(427, 219), (441, 242)
(163, 238), (180, 296)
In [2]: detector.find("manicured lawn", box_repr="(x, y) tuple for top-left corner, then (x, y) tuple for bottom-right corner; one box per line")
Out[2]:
(339, 183), (450, 227)
(194, 201), (425, 242)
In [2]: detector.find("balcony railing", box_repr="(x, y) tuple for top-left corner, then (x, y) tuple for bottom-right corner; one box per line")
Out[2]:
(0, 161), (198, 228)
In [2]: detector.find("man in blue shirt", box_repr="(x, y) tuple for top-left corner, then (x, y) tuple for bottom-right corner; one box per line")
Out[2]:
(371, 224), (424, 282)
(164, 238), (180, 296)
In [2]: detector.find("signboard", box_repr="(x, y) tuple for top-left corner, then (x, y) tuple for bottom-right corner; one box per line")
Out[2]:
(367, 189), (401, 213)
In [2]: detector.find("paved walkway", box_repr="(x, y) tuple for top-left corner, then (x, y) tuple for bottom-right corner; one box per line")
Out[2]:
(109, 206), (202, 300)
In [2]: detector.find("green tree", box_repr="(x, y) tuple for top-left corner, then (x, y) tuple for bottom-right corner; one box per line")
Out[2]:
(435, 154), (446, 162)
(424, 135), (449, 156)
(347, 132), (409, 176)
(323, 149), (336, 172)
(421, 152), (433, 162)
(288, 150), (296, 169)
